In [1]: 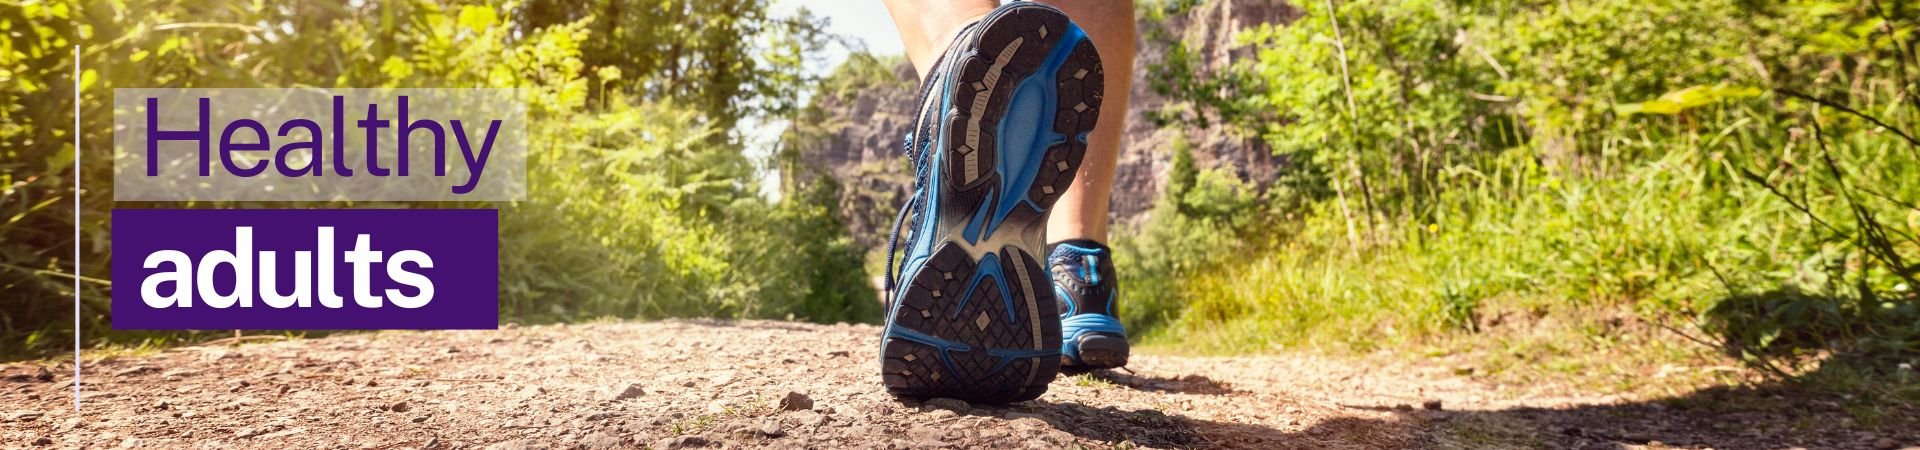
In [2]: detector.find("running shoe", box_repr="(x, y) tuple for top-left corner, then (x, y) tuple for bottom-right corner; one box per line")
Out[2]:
(1050, 239), (1128, 370)
(878, 2), (1105, 403)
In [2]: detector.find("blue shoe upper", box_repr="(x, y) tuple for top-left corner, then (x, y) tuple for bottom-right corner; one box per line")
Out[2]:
(882, 23), (976, 306)
(1049, 239), (1126, 357)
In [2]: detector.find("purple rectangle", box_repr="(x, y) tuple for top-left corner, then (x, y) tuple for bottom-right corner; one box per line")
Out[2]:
(112, 208), (498, 330)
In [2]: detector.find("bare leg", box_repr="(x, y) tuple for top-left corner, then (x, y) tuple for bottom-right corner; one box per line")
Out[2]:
(881, 0), (1134, 243)
(881, 0), (998, 78)
(1032, 0), (1133, 244)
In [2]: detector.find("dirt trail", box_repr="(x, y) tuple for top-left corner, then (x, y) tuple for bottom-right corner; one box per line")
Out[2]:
(3, 320), (1916, 449)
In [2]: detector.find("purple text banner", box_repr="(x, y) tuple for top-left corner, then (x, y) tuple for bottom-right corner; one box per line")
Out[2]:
(112, 208), (498, 330)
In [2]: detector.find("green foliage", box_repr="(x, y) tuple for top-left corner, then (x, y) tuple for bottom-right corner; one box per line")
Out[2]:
(518, 0), (830, 132)
(1131, 0), (1920, 376)
(503, 99), (875, 322)
(814, 52), (912, 103)
(1, 0), (869, 359)
(1113, 132), (1271, 339)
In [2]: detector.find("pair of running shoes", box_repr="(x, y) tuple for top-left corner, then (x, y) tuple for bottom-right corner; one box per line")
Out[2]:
(877, 2), (1128, 404)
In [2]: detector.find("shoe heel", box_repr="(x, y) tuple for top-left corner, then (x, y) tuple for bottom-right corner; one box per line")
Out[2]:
(880, 2), (1105, 405)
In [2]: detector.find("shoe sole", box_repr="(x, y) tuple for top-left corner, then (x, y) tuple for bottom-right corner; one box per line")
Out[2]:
(1063, 333), (1130, 372)
(881, 3), (1104, 404)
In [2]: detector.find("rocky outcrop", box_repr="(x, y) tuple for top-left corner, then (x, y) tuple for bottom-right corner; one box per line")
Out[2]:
(788, 0), (1297, 246)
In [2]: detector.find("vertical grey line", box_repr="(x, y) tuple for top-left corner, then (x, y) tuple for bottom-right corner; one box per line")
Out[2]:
(72, 44), (82, 413)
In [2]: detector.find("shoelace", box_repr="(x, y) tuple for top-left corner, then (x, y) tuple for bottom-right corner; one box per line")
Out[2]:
(882, 189), (918, 297)
(884, 124), (938, 290)
(882, 22), (978, 306)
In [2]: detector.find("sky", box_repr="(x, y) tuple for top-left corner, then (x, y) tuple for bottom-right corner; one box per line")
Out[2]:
(750, 0), (907, 200)
(787, 0), (907, 71)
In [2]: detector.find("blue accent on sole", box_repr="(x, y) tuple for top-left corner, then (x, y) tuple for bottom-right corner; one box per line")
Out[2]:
(880, 2), (1105, 404)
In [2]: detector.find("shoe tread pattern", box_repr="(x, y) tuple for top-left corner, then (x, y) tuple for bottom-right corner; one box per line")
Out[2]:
(882, 3), (1100, 404)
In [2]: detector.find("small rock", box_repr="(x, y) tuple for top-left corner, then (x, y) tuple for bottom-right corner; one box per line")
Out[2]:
(1004, 412), (1053, 426)
(659, 435), (710, 449)
(757, 419), (785, 437)
(34, 366), (54, 382)
(778, 391), (813, 411)
(794, 410), (829, 427)
(112, 366), (155, 377)
(10, 411), (44, 422)
(924, 397), (970, 413)
(518, 385), (548, 398)
(1393, 404), (1413, 411)
(389, 401), (411, 413)
(1875, 438), (1899, 450)
(257, 428), (307, 440)
(612, 383), (646, 401)
(907, 426), (945, 442)
(578, 433), (623, 450)
(1422, 400), (1443, 411)
(412, 416), (429, 423)
(584, 411), (617, 421)
(32, 436), (52, 446)
(927, 409), (958, 420)
(485, 439), (549, 450)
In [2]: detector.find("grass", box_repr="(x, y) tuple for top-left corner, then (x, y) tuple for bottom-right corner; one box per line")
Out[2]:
(1068, 373), (1118, 388)
(669, 395), (778, 435)
(1105, 0), (1920, 405)
(1115, 97), (1920, 399)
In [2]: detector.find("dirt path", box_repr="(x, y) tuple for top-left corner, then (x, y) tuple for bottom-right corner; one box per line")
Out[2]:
(3, 320), (1916, 449)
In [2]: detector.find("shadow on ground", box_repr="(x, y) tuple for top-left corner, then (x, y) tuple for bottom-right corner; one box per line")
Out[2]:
(1428, 373), (1919, 448)
(1088, 369), (1240, 396)
(977, 369), (1919, 449)
(978, 286), (1920, 449)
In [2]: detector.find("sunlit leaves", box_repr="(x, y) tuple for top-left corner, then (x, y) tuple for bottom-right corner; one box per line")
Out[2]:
(2, 0), (864, 354)
(1615, 84), (1763, 116)
(457, 5), (498, 32)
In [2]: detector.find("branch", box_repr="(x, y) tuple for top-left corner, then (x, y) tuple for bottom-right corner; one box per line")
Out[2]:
(1774, 88), (1920, 150)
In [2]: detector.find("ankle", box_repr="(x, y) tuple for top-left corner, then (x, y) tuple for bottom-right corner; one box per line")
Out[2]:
(1049, 238), (1107, 249)
(932, 11), (991, 50)
(913, 10), (994, 76)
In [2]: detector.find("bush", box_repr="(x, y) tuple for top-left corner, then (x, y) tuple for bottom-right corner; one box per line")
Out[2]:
(1128, 0), (1920, 372)
(1, 0), (869, 358)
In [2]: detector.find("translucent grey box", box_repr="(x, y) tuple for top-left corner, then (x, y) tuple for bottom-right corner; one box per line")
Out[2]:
(114, 88), (526, 201)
